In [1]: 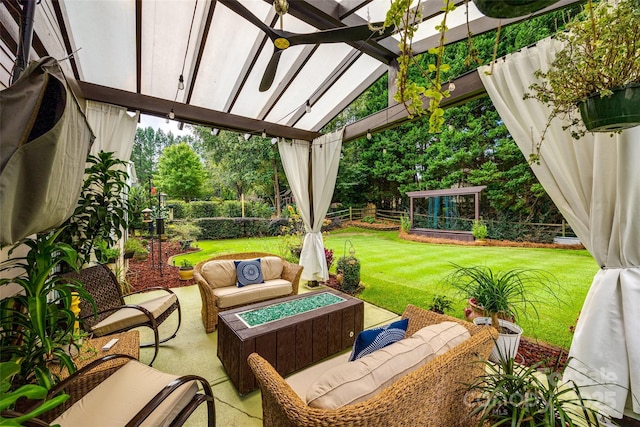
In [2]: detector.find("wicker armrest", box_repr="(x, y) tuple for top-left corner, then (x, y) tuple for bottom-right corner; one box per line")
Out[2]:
(281, 261), (303, 295)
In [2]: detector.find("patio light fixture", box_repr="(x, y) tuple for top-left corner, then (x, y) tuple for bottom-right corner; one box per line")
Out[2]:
(178, 74), (185, 90)
(169, 108), (175, 120)
(366, 130), (372, 140)
(305, 100), (311, 114)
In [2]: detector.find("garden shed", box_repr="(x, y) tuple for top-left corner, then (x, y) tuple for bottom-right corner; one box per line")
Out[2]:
(1, 0), (639, 420)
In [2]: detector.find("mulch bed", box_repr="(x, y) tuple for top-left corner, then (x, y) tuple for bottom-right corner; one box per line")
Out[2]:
(126, 237), (569, 370)
(127, 240), (198, 291)
(398, 230), (585, 250)
(345, 220), (400, 231)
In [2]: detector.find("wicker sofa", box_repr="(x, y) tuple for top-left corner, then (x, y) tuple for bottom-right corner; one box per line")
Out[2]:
(194, 252), (303, 333)
(248, 304), (497, 427)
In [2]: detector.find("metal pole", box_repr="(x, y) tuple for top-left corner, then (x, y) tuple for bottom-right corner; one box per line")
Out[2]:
(11, 0), (36, 85)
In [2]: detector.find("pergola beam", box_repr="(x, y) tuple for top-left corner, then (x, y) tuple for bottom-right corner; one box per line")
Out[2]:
(343, 70), (487, 143)
(78, 81), (321, 141)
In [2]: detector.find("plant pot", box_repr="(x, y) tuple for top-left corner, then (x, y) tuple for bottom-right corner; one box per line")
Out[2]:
(464, 298), (485, 321)
(178, 268), (194, 281)
(472, 0), (559, 18)
(578, 83), (640, 132)
(124, 250), (135, 259)
(473, 317), (523, 362)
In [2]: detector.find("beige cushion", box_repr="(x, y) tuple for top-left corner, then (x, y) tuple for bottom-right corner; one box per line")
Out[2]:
(53, 360), (198, 427)
(306, 321), (470, 409)
(200, 259), (237, 288)
(92, 293), (177, 336)
(214, 279), (292, 308)
(260, 256), (283, 281)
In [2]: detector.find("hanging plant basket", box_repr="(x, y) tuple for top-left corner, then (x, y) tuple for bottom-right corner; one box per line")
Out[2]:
(578, 83), (640, 132)
(473, 0), (559, 18)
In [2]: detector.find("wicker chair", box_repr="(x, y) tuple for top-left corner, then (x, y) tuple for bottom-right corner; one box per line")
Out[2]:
(61, 264), (181, 366)
(6, 354), (215, 426)
(248, 304), (498, 427)
(194, 252), (303, 333)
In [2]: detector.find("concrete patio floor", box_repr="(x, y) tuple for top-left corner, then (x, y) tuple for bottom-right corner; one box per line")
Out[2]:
(127, 284), (400, 426)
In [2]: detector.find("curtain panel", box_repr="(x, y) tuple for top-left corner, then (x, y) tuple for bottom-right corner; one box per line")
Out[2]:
(478, 37), (640, 417)
(279, 129), (343, 281)
(86, 100), (139, 161)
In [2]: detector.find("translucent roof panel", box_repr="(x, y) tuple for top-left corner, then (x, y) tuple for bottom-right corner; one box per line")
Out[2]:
(63, 0), (136, 91)
(5, 0), (581, 140)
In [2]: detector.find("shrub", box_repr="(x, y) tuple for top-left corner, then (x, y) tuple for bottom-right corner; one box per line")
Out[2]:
(337, 255), (360, 294)
(429, 294), (453, 314)
(400, 215), (411, 233)
(324, 248), (334, 271)
(361, 216), (376, 224)
(472, 219), (488, 240)
(168, 200), (189, 219)
(190, 201), (222, 218)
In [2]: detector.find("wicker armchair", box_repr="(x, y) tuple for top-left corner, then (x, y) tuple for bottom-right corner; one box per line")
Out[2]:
(61, 264), (181, 366)
(194, 252), (303, 333)
(248, 304), (498, 427)
(6, 354), (215, 426)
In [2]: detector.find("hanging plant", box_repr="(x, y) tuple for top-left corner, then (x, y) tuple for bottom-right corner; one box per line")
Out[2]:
(384, 0), (456, 133)
(526, 0), (640, 159)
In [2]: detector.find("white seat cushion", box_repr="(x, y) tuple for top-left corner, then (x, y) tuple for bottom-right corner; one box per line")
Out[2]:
(52, 360), (198, 427)
(305, 321), (470, 409)
(214, 279), (292, 308)
(92, 293), (177, 336)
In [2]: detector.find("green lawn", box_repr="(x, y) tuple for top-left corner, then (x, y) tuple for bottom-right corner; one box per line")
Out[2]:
(173, 227), (598, 348)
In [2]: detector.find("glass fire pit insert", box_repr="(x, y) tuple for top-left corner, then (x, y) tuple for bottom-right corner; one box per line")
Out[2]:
(237, 292), (346, 328)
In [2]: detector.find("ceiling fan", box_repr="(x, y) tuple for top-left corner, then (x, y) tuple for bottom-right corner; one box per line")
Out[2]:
(222, 0), (395, 92)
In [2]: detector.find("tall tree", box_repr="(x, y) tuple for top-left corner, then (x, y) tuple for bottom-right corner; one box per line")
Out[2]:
(191, 128), (276, 201)
(154, 142), (205, 201)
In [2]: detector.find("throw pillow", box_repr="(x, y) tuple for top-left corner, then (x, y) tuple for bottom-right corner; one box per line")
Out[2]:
(348, 318), (409, 361)
(234, 259), (264, 287)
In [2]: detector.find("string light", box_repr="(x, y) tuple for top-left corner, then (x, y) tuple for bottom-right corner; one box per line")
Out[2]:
(305, 100), (311, 114)
(262, 129), (267, 138)
(178, 74), (185, 90)
(211, 128), (220, 136)
(169, 108), (175, 120)
(366, 129), (372, 140)
(244, 133), (251, 141)
(271, 137), (278, 145)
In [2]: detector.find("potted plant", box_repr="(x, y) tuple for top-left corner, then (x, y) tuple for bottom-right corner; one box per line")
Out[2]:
(471, 219), (488, 243)
(472, 0), (560, 19)
(527, 0), (640, 140)
(123, 238), (143, 259)
(0, 229), (94, 389)
(466, 353), (611, 426)
(178, 259), (194, 281)
(133, 247), (149, 261)
(429, 294), (453, 314)
(446, 264), (559, 361)
(94, 239), (120, 265)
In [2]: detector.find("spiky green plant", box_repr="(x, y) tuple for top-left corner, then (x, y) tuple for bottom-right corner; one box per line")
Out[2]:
(0, 229), (95, 388)
(446, 264), (560, 332)
(467, 352), (609, 426)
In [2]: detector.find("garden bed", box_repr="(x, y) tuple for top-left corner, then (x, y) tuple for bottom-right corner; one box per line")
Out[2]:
(345, 220), (400, 231)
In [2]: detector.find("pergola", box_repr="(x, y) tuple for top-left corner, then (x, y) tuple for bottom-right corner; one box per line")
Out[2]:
(406, 185), (486, 241)
(1, 0), (638, 420)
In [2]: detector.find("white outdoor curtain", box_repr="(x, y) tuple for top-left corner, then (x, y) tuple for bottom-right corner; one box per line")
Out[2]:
(279, 129), (344, 281)
(479, 37), (640, 418)
(86, 100), (139, 160)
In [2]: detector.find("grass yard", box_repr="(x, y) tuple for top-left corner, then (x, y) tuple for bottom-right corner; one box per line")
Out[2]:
(173, 227), (598, 348)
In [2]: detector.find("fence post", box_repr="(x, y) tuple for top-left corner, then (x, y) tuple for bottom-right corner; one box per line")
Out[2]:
(562, 220), (566, 237)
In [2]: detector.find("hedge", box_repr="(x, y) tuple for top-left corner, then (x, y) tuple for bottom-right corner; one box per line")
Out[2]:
(166, 199), (272, 220)
(194, 218), (289, 240)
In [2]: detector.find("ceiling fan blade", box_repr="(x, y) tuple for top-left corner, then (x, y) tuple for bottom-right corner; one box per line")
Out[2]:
(259, 49), (283, 92)
(220, 0), (278, 40)
(288, 22), (394, 46)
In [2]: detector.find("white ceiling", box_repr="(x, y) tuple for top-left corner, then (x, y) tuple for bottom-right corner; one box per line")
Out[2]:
(1, 0), (580, 140)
